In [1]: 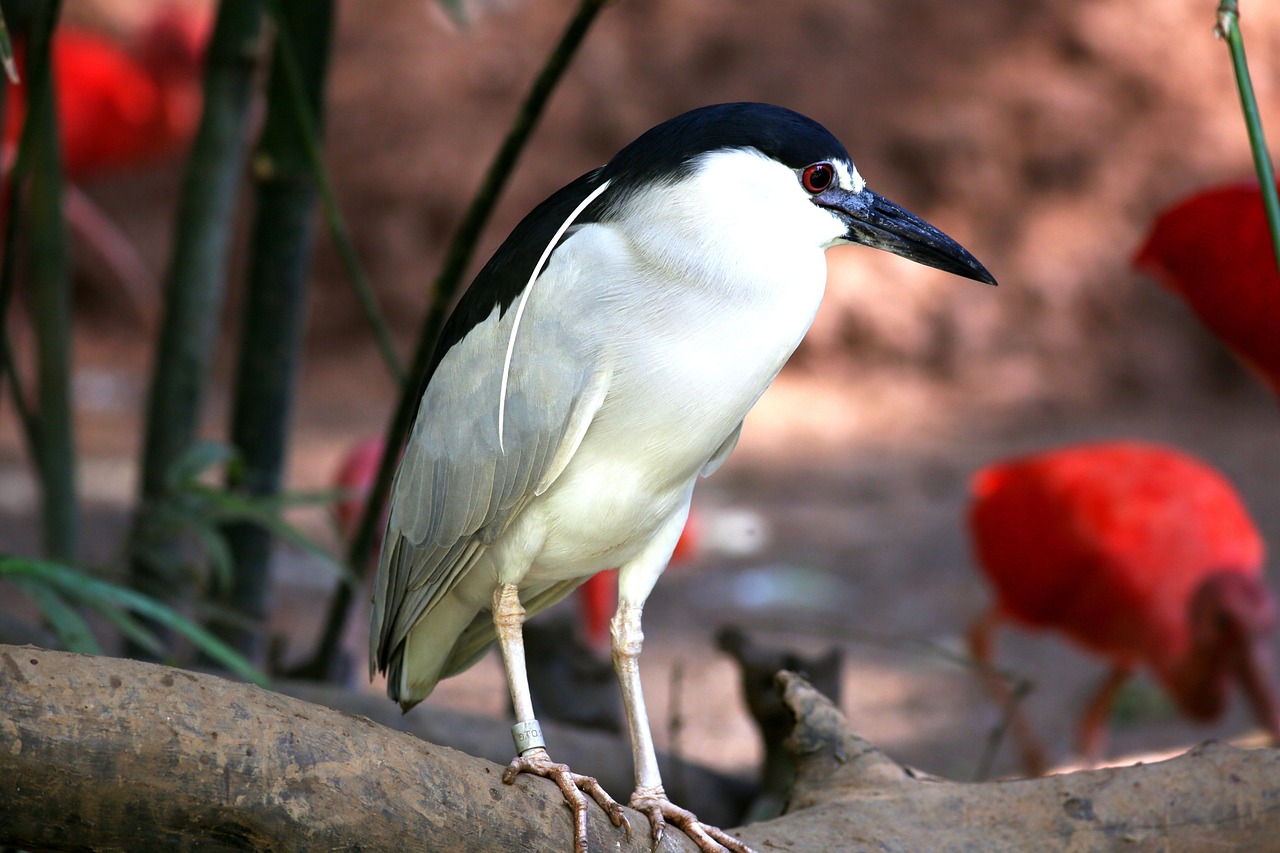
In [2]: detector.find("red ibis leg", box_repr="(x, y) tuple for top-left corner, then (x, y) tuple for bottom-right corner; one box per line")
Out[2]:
(611, 599), (756, 853)
(493, 583), (629, 852)
(1077, 664), (1131, 766)
(968, 608), (1048, 776)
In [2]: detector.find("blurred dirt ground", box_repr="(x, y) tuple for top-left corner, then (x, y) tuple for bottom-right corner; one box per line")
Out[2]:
(4, 0), (1280, 792)
(4, 349), (1278, 784)
(280, 370), (1280, 783)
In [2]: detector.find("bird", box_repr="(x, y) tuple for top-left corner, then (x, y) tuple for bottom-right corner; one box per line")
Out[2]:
(1132, 182), (1280, 396)
(967, 441), (1280, 775)
(521, 512), (710, 735)
(369, 102), (995, 853)
(2, 4), (208, 179)
(2, 4), (210, 326)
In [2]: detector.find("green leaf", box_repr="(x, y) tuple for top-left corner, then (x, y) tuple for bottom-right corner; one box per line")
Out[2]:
(166, 441), (238, 490)
(180, 514), (237, 593)
(87, 581), (268, 686)
(189, 482), (346, 513)
(232, 487), (347, 511)
(434, 0), (467, 26)
(0, 557), (269, 687)
(91, 599), (166, 659)
(189, 485), (355, 582)
(10, 576), (102, 654)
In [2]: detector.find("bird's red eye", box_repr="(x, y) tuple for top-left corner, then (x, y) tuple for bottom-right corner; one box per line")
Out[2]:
(801, 162), (835, 194)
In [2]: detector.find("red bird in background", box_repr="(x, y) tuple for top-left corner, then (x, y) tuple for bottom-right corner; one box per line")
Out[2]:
(967, 441), (1280, 774)
(1133, 182), (1280, 394)
(2, 4), (210, 323)
(332, 436), (388, 543)
(3, 4), (208, 177)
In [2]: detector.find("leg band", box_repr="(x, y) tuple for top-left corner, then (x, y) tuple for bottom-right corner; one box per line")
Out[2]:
(512, 718), (546, 754)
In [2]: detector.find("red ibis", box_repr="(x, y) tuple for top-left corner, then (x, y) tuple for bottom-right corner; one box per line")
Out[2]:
(967, 441), (1280, 773)
(2, 5), (209, 323)
(3, 5), (208, 179)
(1133, 182), (1280, 395)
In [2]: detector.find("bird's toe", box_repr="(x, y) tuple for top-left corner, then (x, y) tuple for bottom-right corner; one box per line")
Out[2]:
(503, 748), (629, 851)
(629, 792), (755, 853)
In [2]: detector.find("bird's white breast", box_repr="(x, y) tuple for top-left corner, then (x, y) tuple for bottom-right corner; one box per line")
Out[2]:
(502, 150), (838, 580)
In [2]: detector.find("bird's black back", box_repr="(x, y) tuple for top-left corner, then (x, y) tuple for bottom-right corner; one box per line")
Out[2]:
(423, 168), (609, 389)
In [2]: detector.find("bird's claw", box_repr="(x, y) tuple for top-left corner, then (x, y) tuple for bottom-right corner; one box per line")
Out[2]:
(630, 792), (756, 853)
(503, 749), (630, 852)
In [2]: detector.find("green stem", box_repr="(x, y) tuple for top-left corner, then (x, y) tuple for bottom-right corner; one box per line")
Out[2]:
(23, 0), (77, 561)
(266, 0), (403, 384)
(296, 0), (612, 680)
(0, 5), (16, 84)
(0, 160), (38, 458)
(1217, 1), (1280, 270)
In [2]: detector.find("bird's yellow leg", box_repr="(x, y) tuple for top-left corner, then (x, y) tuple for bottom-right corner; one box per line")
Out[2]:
(493, 583), (628, 852)
(612, 599), (757, 853)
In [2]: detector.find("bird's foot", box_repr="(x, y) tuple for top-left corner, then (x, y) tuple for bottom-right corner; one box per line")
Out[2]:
(630, 789), (756, 853)
(502, 747), (630, 852)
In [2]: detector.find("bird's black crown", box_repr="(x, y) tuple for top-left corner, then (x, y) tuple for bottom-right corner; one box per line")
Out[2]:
(602, 102), (851, 190)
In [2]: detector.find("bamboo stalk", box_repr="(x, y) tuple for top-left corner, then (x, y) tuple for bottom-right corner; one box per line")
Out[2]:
(267, 0), (403, 384)
(22, 0), (77, 561)
(130, 2), (266, 602)
(218, 0), (335, 661)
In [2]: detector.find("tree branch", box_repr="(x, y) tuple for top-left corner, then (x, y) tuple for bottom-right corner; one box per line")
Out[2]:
(1, 646), (1277, 852)
(767, 670), (1280, 850)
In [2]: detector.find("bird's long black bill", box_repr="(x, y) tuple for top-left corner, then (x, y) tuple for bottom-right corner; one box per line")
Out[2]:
(817, 186), (996, 285)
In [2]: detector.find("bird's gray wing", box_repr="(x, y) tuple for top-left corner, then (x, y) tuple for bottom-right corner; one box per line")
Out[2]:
(370, 170), (618, 682)
(370, 332), (609, 678)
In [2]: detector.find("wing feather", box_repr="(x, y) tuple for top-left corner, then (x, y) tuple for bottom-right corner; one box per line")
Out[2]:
(370, 191), (616, 682)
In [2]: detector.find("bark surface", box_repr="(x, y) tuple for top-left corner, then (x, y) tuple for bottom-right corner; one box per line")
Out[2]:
(1, 645), (1277, 852)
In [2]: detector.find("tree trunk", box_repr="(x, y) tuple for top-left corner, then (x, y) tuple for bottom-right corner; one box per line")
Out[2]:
(1, 645), (1277, 852)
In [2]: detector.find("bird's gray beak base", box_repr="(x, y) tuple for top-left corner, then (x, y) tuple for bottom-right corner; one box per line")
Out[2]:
(816, 186), (997, 286)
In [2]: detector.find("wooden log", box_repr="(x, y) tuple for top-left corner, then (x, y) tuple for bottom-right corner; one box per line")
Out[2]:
(2, 645), (1278, 852)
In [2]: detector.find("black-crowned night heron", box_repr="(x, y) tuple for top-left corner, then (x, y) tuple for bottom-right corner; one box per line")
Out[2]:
(371, 102), (995, 853)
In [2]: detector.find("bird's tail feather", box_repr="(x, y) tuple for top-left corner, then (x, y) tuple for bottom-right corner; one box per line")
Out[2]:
(392, 574), (604, 709)
(390, 592), (483, 707)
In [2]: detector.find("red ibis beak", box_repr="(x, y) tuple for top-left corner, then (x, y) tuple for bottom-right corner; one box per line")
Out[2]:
(1232, 637), (1280, 745)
